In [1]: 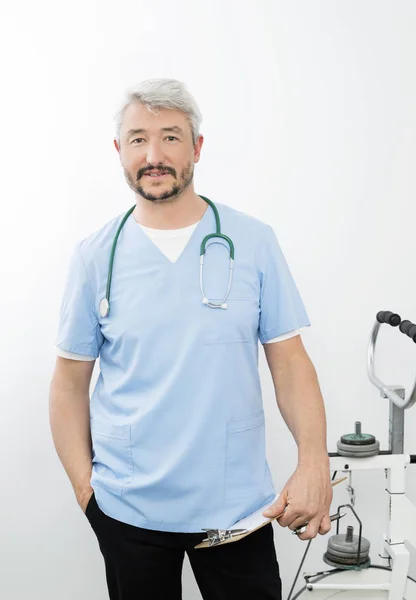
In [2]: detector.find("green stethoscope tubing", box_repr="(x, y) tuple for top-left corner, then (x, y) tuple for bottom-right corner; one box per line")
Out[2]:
(99, 195), (235, 318)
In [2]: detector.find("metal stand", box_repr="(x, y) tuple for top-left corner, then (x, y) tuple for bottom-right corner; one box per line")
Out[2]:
(294, 311), (416, 600)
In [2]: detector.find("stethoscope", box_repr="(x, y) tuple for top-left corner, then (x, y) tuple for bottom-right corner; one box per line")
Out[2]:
(99, 195), (235, 318)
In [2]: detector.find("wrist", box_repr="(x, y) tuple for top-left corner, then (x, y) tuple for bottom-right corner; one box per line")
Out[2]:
(74, 482), (93, 498)
(298, 447), (329, 468)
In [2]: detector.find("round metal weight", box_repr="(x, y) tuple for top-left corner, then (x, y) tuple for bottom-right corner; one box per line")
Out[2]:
(340, 432), (376, 446)
(328, 532), (371, 556)
(326, 544), (370, 559)
(323, 528), (371, 568)
(337, 439), (380, 457)
(337, 421), (380, 457)
(323, 552), (371, 569)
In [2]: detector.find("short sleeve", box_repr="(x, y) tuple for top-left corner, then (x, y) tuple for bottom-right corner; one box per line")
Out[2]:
(55, 241), (104, 358)
(258, 225), (311, 344)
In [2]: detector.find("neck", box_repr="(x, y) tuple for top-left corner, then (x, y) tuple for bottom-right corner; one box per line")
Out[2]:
(132, 188), (208, 230)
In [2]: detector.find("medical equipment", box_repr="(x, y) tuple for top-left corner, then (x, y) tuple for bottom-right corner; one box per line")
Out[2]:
(288, 310), (416, 600)
(99, 195), (235, 318)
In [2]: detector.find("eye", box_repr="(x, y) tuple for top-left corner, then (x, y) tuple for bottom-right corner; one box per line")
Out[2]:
(166, 136), (179, 141)
(131, 138), (144, 144)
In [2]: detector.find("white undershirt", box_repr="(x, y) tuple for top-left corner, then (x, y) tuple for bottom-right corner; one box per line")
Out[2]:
(56, 220), (300, 361)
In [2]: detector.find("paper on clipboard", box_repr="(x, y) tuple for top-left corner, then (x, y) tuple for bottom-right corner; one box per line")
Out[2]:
(228, 493), (280, 532)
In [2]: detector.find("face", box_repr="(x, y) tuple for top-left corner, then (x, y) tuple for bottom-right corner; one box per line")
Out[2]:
(114, 101), (203, 202)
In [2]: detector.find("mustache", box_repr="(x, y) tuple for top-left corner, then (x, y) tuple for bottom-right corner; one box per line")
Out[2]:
(138, 167), (175, 179)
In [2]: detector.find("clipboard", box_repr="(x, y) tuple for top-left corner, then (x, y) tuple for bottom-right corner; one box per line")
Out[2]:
(194, 476), (347, 549)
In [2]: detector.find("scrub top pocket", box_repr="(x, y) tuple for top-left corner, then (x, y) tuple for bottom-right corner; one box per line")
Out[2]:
(201, 298), (258, 345)
(90, 418), (134, 496)
(224, 409), (268, 499)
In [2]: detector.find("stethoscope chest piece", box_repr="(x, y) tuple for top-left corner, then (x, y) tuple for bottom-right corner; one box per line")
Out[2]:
(99, 297), (110, 318)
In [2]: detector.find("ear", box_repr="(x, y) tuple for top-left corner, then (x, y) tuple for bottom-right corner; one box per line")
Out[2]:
(194, 134), (204, 164)
(114, 139), (120, 153)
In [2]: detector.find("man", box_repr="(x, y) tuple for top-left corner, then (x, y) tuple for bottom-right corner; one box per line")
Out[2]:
(49, 78), (332, 600)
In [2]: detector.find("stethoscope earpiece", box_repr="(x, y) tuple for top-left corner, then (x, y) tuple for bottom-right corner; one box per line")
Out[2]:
(202, 298), (228, 310)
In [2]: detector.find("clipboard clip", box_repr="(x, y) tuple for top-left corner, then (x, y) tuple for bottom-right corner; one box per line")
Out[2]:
(201, 527), (249, 547)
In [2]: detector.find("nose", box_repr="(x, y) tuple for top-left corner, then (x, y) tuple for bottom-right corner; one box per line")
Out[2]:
(145, 141), (165, 166)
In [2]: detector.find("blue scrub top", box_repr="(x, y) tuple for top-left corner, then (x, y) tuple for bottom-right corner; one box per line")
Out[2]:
(55, 201), (310, 533)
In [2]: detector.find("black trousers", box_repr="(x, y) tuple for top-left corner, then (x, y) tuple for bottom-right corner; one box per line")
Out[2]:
(85, 491), (282, 600)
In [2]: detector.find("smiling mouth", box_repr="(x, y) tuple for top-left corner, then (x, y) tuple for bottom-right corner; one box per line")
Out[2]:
(144, 171), (171, 179)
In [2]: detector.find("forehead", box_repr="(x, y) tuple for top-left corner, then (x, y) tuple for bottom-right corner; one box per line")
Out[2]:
(121, 101), (190, 137)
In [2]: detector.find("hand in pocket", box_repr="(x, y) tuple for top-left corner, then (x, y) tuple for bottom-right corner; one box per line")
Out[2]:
(78, 488), (94, 515)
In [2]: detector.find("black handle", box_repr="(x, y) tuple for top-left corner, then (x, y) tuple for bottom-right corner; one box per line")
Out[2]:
(376, 311), (401, 327)
(376, 311), (416, 343)
(399, 320), (416, 343)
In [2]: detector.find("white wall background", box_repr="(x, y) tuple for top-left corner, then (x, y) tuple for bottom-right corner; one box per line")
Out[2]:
(1, 1), (415, 598)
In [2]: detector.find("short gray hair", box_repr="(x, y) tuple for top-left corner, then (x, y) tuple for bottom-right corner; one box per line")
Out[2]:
(114, 79), (202, 146)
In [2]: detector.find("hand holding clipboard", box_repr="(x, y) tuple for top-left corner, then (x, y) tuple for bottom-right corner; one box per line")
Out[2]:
(194, 476), (347, 549)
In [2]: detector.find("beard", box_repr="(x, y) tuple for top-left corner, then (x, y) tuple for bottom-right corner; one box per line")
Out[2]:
(124, 161), (194, 202)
